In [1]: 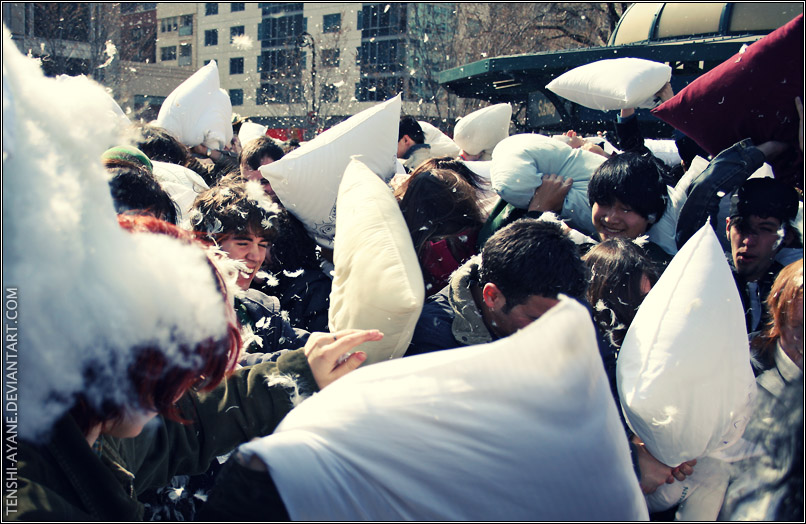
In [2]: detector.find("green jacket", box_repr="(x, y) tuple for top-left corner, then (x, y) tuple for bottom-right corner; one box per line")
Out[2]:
(8, 350), (316, 521)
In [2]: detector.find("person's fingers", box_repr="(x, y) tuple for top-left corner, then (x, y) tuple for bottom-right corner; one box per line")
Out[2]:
(327, 351), (367, 383)
(562, 177), (573, 188)
(665, 473), (675, 484)
(672, 468), (686, 482)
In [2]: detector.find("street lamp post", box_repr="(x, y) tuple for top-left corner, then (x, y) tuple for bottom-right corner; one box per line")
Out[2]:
(297, 31), (317, 139)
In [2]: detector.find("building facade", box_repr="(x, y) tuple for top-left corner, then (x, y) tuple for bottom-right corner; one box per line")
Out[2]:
(155, 2), (456, 137)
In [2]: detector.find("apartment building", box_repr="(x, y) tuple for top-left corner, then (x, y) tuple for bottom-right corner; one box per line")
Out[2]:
(155, 2), (456, 137)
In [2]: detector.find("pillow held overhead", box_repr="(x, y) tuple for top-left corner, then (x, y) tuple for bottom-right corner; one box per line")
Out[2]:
(651, 14), (804, 189)
(617, 223), (757, 467)
(328, 156), (424, 366)
(453, 103), (512, 156)
(546, 58), (672, 111)
(155, 60), (233, 150)
(260, 95), (401, 249)
(419, 121), (461, 158)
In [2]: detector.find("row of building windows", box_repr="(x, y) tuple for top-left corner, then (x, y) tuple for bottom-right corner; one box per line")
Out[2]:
(205, 3), (245, 16)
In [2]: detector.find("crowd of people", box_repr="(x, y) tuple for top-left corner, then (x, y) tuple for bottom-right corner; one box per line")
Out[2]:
(6, 32), (804, 523)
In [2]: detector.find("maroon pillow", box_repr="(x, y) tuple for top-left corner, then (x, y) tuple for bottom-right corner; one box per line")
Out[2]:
(652, 14), (803, 189)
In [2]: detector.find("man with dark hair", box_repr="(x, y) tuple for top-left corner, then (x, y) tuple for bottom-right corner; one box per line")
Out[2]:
(406, 218), (588, 355)
(239, 136), (285, 195)
(398, 115), (431, 172)
(726, 177), (800, 335)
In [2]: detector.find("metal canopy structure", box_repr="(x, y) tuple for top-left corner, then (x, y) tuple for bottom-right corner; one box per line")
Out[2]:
(439, 2), (802, 135)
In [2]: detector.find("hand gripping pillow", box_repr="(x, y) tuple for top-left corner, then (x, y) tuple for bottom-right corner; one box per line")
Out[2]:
(156, 60), (233, 150)
(418, 120), (461, 158)
(490, 133), (606, 237)
(546, 58), (672, 111)
(617, 223), (757, 467)
(651, 14), (803, 188)
(328, 157), (424, 366)
(453, 103), (512, 156)
(237, 297), (647, 521)
(260, 95), (401, 248)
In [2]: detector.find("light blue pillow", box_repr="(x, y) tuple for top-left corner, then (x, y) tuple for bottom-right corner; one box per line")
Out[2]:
(490, 134), (606, 237)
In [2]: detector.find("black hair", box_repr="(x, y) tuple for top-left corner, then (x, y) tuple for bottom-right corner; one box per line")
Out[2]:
(729, 177), (799, 224)
(587, 152), (669, 224)
(478, 218), (587, 309)
(132, 123), (189, 166)
(582, 238), (659, 348)
(412, 156), (490, 192)
(268, 206), (322, 272)
(239, 136), (285, 170)
(399, 115), (425, 144)
(190, 179), (279, 241)
(106, 162), (179, 225)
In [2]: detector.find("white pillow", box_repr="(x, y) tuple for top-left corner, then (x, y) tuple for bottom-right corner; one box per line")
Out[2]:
(328, 157), (424, 366)
(56, 74), (130, 130)
(490, 133), (605, 237)
(617, 223), (757, 467)
(150, 161), (210, 228)
(546, 58), (672, 111)
(453, 103), (512, 156)
(156, 60), (233, 150)
(238, 296), (647, 521)
(260, 95), (401, 248)
(418, 121), (461, 158)
(237, 121), (268, 147)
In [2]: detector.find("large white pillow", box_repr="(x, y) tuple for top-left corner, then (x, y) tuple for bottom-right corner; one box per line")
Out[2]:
(617, 223), (757, 467)
(418, 120), (461, 158)
(490, 133), (605, 237)
(237, 121), (268, 147)
(150, 161), (210, 228)
(156, 60), (233, 150)
(260, 95), (401, 248)
(328, 157), (424, 366)
(238, 296), (647, 521)
(453, 103), (512, 156)
(546, 58), (672, 111)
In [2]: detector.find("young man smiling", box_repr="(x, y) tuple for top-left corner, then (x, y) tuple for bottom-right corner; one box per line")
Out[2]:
(190, 179), (308, 357)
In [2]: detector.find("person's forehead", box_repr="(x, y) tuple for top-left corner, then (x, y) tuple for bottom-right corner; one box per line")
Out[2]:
(741, 215), (782, 228)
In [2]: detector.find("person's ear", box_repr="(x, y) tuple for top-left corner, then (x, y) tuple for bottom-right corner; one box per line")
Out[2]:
(482, 283), (507, 311)
(725, 217), (732, 239)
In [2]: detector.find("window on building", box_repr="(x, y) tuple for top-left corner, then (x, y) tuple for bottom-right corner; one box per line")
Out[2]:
(230, 57), (244, 75)
(160, 16), (177, 33)
(357, 3), (407, 36)
(204, 29), (218, 46)
(160, 46), (177, 61)
(33, 4), (90, 41)
(205, 3), (219, 16)
(323, 13), (341, 33)
(230, 25), (245, 43)
(257, 7), (306, 47)
(320, 48), (340, 68)
(231, 3), (245, 12)
(358, 39), (404, 73)
(355, 76), (404, 102)
(230, 89), (244, 106)
(260, 3), (303, 16)
(321, 84), (339, 103)
(179, 15), (193, 36)
(257, 83), (303, 104)
(178, 43), (192, 66)
(259, 49), (302, 80)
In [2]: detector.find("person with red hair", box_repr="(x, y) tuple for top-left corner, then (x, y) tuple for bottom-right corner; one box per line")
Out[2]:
(12, 215), (381, 521)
